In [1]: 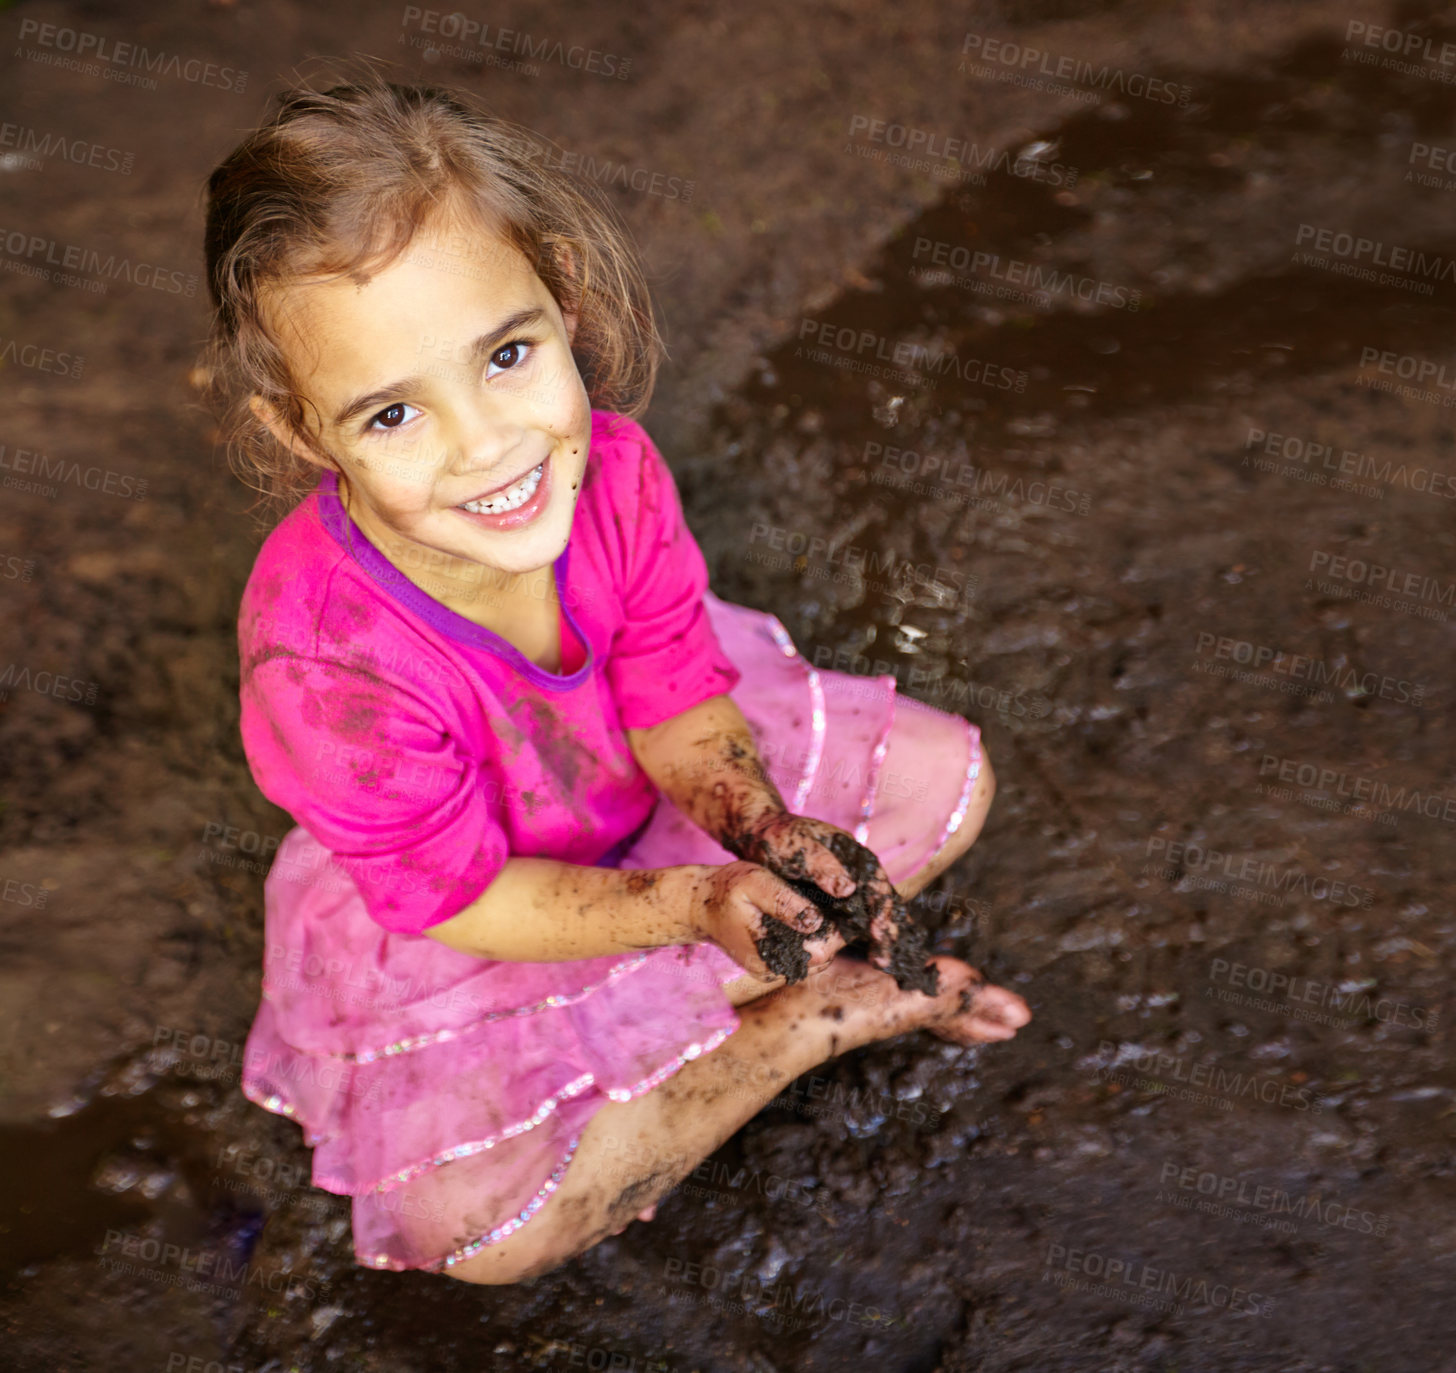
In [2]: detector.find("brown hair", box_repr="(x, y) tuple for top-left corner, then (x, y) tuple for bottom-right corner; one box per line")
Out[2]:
(200, 63), (665, 523)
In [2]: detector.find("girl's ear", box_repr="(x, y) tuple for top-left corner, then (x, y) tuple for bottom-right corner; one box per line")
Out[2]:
(550, 240), (583, 345)
(249, 394), (332, 471)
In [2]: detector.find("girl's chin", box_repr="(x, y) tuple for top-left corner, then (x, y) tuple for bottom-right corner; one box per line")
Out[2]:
(437, 514), (569, 575)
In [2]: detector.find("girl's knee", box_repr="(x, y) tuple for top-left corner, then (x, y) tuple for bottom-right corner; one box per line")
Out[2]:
(440, 1254), (519, 1286)
(942, 771), (991, 866)
(442, 1246), (562, 1287)
(956, 751), (996, 847)
(900, 754), (994, 896)
(437, 1216), (587, 1287)
(976, 748), (996, 802)
(432, 1168), (625, 1286)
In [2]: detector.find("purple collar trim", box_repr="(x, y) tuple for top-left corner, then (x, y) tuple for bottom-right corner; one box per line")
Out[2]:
(313, 469), (594, 692)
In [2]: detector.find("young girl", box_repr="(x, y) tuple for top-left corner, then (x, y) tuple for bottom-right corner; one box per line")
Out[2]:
(204, 73), (1031, 1288)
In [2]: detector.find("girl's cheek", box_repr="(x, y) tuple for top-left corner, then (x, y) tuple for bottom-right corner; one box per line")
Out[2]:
(369, 462), (438, 512)
(559, 378), (594, 440)
(546, 343), (591, 415)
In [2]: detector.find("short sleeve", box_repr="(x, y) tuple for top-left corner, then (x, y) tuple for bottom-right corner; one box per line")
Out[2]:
(604, 426), (742, 729)
(240, 654), (507, 935)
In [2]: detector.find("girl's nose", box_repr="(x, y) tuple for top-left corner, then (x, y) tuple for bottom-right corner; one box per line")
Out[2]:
(452, 401), (526, 475)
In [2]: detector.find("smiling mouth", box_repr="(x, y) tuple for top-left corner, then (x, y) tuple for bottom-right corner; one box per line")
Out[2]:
(458, 462), (545, 515)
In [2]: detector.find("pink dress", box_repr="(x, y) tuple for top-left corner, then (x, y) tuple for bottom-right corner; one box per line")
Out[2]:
(237, 410), (981, 1272)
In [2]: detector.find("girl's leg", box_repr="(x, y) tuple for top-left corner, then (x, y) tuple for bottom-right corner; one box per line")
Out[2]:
(894, 751), (995, 900)
(867, 692), (998, 900)
(635, 718), (1001, 1204)
(627, 969), (786, 1224)
(441, 953), (1026, 1287)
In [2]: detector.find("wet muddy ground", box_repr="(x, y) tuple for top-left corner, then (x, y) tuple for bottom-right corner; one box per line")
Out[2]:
(3, 1), (1456, 1370)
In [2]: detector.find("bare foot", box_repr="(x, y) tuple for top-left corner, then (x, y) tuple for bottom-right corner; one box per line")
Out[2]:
(921, 958), (1031, 1046)
(810, 954), (1030, 1048)
(609, 1202), (659, 1236)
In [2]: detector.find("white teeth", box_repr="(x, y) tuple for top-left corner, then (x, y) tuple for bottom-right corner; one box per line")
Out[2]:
(460, 463), (543, 515)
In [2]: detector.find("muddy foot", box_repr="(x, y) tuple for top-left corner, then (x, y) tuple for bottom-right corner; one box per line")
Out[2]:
(922, 958), (1031, 1046)
(609, 1202), (658, 1236)
(813, 954), (1029, 1047)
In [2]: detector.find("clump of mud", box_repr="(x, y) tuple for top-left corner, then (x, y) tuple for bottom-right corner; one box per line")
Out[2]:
(751, 830), (941, 995)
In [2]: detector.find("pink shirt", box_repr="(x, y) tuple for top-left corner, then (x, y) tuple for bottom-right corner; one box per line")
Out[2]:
(237, 410), (741, 936)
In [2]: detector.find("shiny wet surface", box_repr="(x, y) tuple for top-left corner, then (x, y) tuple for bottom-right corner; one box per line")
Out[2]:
(3, 10), (1455, 1373)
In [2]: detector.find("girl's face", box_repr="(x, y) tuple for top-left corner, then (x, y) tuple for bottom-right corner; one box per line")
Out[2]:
(258, 213), (593, 597)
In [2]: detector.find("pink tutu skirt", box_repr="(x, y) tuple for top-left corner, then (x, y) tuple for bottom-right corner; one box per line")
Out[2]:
(241, 593), (981, 1272)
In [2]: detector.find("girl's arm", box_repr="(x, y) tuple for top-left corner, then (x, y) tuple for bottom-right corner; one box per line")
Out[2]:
(624, 693), (856, 896)
(424, 851), (833, 972)
(626, 693), (927, 973)
(424, 695), (848, 968)
(424, 859), (701, 960)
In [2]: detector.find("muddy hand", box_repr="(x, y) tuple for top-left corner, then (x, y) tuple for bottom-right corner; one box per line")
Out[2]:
(857, 861), (905, 976)
(733, 811), (857, 901)
(693, 860), (844, 981)
(739, 813), (904, 973)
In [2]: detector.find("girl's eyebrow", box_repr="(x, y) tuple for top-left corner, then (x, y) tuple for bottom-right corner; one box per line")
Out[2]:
(333, 307), (548, 427)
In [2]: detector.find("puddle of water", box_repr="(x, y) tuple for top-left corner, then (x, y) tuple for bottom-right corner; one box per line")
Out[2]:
(0, 1084), (258, 1275)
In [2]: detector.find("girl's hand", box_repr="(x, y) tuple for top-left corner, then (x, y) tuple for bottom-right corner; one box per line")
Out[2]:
(691, 861), (846, 982)
(731, 812), (905, 975)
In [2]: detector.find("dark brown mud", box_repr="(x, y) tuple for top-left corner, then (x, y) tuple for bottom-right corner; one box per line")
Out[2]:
(5, 3), (1456, 1372)
(752, 829), (941, 995)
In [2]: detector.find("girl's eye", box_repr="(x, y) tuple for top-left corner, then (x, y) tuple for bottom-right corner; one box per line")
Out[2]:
(368, 402), (420, 432)
(487, 340), (531, 377)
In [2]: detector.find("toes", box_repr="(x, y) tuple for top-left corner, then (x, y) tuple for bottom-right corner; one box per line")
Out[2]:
(930, 978), (1031, 1044)
(969, 985), (1032, 1029)
(964, 1015), (1020, 1042)
(928, 1023), (983, 1046)
(932, 1019), (1013, 1046)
